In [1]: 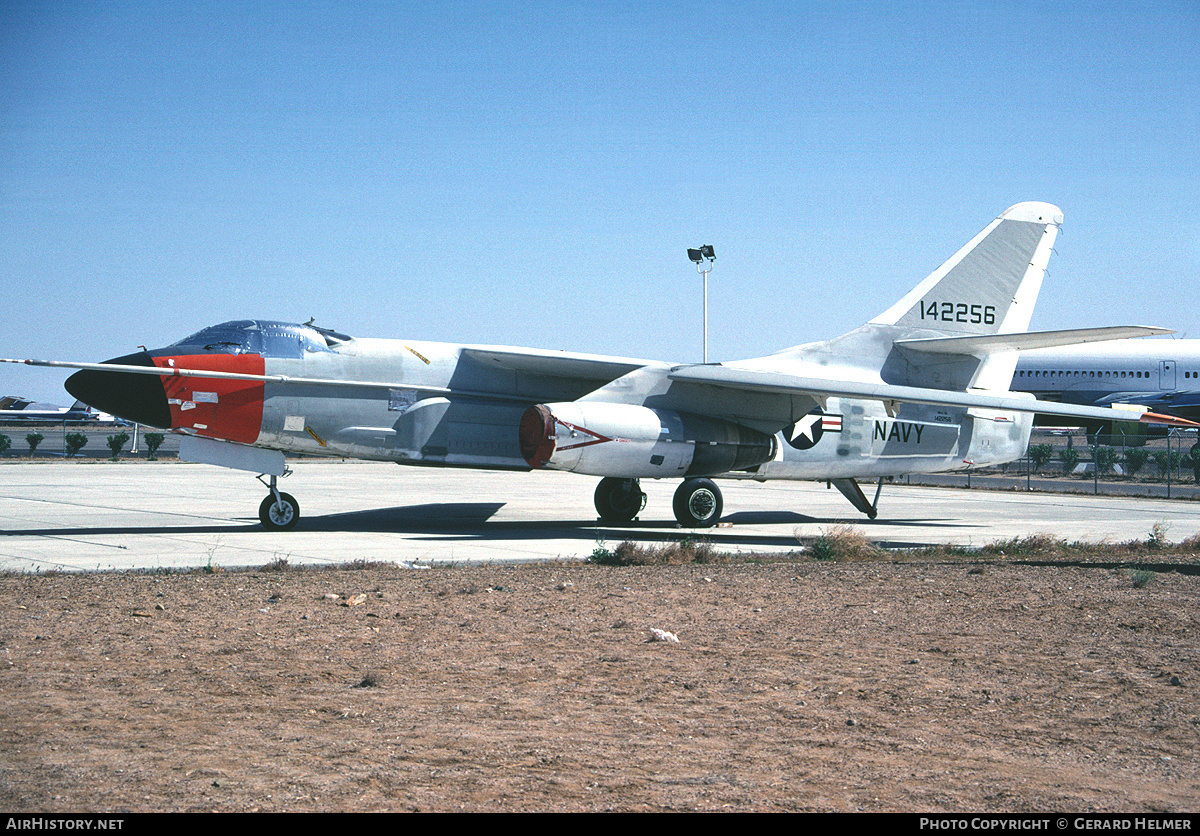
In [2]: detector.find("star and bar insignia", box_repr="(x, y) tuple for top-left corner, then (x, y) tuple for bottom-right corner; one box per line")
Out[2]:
(784, 408), (843, 450)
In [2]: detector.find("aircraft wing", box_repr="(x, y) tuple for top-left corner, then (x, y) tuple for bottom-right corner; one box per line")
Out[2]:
(0, 357), (524, 409)
(667, 364), (1199, 428)
(2, 357), (403, 388)
(1088, 390), (1200, 423)
(2, 349), (654, 404)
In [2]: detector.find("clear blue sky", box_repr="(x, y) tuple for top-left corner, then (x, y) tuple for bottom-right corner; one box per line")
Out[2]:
(2, 1), (1197, 404)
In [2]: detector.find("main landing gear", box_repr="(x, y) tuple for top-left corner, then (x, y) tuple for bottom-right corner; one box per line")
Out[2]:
(672, 478), (722, 527)
(594, 477), (646, 523)
(257, 473), (300, 530)
(593, 476), (724, 528)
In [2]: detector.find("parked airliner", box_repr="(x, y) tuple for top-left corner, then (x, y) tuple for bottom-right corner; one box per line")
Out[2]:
(1013, 340), (1200, 422)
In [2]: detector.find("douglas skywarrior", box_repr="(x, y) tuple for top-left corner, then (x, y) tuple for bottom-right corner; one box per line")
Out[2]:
(6, 203), (1195, 529)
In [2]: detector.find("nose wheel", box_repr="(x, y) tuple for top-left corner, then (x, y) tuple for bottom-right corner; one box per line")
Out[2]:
(257, 473), (300, 530)
(259, 491), (300, 530)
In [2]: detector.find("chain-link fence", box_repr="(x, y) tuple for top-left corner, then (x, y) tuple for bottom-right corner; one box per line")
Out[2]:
(1003, 428), (1199, 483)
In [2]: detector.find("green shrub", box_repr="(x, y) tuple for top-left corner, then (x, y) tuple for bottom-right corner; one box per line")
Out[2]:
(144, 432), (165, 460)
(65, 432), (88, 457)
(1058, 447), (1080, 474)
(1124, 447), (1150, 477)
(106, 431), (130, 460)
(25, 432), (44, 454)
(1152, 450), (1183, 478)
(1027, 443), (1054, 472)
(1130, 569), (1156, 588)
(1095, 446), (1118, 475)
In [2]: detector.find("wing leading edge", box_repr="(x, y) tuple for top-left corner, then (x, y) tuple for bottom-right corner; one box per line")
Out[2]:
(667, 364), (1199, 429)
(3, 345), (653, 395)
(0, 356), (573, 405)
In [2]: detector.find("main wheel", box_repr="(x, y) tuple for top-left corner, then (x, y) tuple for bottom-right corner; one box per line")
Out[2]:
(672, 478), (722, 527)
(259, 492), (300, 530)
(594, 477), (645, 523)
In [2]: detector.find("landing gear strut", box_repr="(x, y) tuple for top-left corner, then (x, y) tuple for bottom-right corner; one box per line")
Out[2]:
(257, 473), (300, 530)
(594, 477), (646, 522)
(673, 477), (723, 527)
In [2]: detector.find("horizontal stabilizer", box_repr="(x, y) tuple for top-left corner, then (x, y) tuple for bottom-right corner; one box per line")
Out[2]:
(895, 326), (1173, 356)
(668, 364), (1200, 429)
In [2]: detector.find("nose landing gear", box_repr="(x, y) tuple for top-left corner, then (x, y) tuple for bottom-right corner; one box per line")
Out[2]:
(257, 473), (300, 530)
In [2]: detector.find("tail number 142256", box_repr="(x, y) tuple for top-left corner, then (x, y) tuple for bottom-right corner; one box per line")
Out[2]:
(920, 301), (996, 325)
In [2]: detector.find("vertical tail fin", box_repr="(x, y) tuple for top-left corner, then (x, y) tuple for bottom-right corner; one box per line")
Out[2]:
(747, 203), (1063, 392)
(871, 202), (1062, 336)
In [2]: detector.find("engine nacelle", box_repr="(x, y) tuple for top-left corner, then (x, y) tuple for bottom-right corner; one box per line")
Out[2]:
(519, 402), (775, 478)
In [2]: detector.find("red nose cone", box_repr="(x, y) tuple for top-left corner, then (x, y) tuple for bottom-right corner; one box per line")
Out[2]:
(67, 350), (266, 444)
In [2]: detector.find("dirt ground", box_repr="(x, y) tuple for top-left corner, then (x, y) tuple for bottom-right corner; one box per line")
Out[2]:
(1, 554), (1198, 813)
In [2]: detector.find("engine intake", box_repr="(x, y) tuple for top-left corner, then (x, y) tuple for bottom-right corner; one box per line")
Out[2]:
(519, 402), (774, 478)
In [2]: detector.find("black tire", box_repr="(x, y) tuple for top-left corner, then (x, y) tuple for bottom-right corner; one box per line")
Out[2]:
(672, 478), (722, 527)
(259, 492), (300, 530)
(594, 477), (645, 523)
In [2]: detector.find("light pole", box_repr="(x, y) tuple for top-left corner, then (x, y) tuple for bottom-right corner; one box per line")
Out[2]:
(687, 245), (715, 363)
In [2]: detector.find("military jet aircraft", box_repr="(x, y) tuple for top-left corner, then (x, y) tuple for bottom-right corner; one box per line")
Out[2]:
(5, 202), (1196, 529)
(0, 396), (102, 423)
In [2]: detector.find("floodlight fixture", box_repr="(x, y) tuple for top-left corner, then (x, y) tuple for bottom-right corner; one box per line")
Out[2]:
(688, 245), (717, 362)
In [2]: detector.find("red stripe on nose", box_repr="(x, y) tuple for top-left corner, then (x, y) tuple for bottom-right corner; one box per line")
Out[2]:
(153, 354), (265, 444)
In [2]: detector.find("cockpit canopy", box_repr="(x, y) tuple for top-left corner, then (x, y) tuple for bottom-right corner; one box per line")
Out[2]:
(169, 320), (352, 359)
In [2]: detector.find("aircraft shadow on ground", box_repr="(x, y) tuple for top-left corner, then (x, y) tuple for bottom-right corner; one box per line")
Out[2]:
(2, 502), (976, 551)
(1, 523), (259, 537)
(292, 503), (977, 550)
(718, 510), (973, 530)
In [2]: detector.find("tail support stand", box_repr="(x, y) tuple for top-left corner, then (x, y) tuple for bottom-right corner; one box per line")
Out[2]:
(831, 477), (882, 519)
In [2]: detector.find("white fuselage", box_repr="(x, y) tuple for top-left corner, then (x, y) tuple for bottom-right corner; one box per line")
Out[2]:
(244, 336), (1030, 482)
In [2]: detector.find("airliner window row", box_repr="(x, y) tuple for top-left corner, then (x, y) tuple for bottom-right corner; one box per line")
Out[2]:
(1016, 370), (1153, 378)
(1016, 370), (1197, 379)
